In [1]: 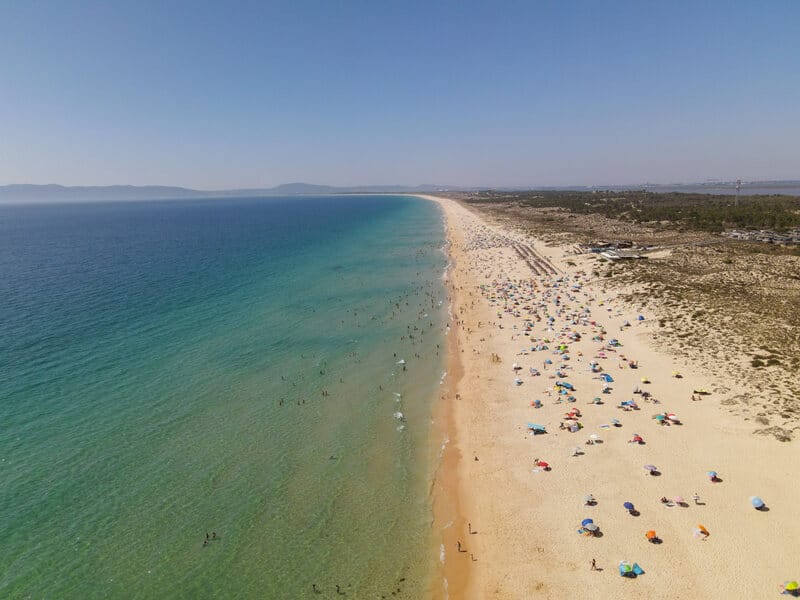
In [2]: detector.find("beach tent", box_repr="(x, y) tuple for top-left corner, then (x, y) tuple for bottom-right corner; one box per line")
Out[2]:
(618, 562), (633, 577)
(527, 423), (547, 434)
(600, 373), (614, 383)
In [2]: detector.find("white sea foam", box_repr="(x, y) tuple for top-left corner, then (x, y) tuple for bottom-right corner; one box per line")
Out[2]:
(439, 436), (449, 458)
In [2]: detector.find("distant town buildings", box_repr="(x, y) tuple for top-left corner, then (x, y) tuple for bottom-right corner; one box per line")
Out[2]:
(725, 229), (800, 244)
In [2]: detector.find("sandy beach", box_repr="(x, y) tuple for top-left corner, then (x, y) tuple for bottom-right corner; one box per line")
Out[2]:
(426, 194), (800, 599)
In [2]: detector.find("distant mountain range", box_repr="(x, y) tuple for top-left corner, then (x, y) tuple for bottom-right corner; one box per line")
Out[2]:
(0, 183), (461, 203)
(1, 180), (798, 203)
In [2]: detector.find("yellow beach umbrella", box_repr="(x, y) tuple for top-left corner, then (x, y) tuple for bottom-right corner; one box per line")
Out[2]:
(785, 581), (799, 591)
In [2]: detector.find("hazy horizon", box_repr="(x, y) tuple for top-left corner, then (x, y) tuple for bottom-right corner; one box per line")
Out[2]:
(2, 1), (798, 188)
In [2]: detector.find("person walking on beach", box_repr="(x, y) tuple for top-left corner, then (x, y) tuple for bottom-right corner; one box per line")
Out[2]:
(692, 493), (701, 505)
(591, 558), (597, 571)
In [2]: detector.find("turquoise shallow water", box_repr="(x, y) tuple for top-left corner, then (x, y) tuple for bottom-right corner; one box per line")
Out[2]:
(0, 195), (447, 598)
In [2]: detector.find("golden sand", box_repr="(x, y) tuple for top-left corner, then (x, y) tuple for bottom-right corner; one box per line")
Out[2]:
(426, 195), (799, 599)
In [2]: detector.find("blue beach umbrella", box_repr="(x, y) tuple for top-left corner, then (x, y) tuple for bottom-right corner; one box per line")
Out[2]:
(581, 518), (594, 527)
(623, 502), (635, 510)
(750, 496), (765, 509)
(707, 471), (718, 478)
(601, 373), (614, 383)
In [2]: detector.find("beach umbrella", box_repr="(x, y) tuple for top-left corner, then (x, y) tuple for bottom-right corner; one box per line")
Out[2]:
(645, 530), (657, 540)
(584, 523), (598, 532)
(750, 496), (765, 509)
(544, 359), (553, 364)
(619, 561), (632, 575)
(643, 464), (657, 472)
(785, 581), (799, 592)
(697, 525), (709, 536)
(611, 418), (620, 425)
(581, 518), (594, 527)
(584, 494), (595, 504)
(536, 461), (550, 469)
(654, 414), (666, 421)
(707, 471), (718, 478)
(623, 502), (635, 510)
(674, 496), (685, 504)
(589, 434), (600, 441)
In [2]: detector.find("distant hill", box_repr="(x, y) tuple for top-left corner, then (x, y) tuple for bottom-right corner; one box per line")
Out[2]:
(0, 184), (208, 203)
(0, 183), (462, 203)
(2, 181), (798, 204)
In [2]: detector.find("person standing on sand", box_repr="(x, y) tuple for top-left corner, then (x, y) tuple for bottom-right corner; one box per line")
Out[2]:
(591, 558), (597, 571)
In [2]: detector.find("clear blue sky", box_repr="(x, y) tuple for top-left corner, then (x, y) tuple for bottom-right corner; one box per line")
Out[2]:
(1, 1), (798, 188)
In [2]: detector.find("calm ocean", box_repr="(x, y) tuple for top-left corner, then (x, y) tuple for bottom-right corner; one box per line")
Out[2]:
(0, 195), (448, 598)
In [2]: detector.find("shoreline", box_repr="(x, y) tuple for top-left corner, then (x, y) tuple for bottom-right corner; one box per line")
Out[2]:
(427, 195), (471, 599)
(420, 194), (799, 598)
